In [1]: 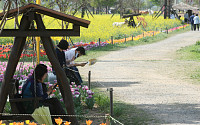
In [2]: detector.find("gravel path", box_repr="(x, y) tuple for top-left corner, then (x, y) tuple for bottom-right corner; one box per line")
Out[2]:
(79, 31), (200, 124)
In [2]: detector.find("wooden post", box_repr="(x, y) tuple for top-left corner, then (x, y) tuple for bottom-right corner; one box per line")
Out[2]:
(88, 71), (91, 90)
(111, 36), (113, 44)
(153, 31), (154, 36)
(143, 32), (144, 37)
(99, 38), (101, 47)
(132, 35), (133, 41)
(166, 27), (168, 34)
(35, 14), (78, 124)
(109, 88), (114, 116)
(0, 14), (31, 115)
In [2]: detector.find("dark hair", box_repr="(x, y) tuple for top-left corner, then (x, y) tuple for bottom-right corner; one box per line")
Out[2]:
(76, 46), (86, 55)
(196, 14), (198, 16)
(57, 39), (69, 50)
(33, 64), (48, 81)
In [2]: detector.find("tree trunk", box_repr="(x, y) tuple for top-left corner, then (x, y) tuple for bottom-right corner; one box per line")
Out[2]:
(93, 7), (95, 14)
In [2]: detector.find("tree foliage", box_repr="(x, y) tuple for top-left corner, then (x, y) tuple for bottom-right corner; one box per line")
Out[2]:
(149, 0), (160, 6)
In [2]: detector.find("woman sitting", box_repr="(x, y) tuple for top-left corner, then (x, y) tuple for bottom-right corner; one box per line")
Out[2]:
(22, 64), (69, 122)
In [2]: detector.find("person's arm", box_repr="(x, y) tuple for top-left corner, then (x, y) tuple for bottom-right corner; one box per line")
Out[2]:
(30, 82), (49, 100)
(68, 62), (86, 67)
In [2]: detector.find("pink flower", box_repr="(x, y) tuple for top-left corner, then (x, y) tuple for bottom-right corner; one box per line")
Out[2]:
(87, 95), (92, 99)
(19, 86), (22, 89)
(78, 85), (81, 88)
(84, 86), (89, 90)
(74, 91), (80, 95)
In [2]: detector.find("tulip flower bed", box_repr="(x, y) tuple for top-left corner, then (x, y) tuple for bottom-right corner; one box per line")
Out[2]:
(0, 61), (111, 124)
(0, 61), (95, 111)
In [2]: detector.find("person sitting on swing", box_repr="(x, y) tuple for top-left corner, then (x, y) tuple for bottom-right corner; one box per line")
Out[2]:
(65, 46), (86, 85)
(22, 64), (69, 123)
(55, 39), (80, 85)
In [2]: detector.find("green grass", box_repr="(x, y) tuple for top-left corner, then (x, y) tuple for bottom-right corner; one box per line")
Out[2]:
(176, 44), (200, 61)
(176, 41), (200, 82)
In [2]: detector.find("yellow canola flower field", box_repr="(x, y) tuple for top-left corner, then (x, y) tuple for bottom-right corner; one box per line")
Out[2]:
(41, 14), (183, 43)
(2, 14), (182, 43)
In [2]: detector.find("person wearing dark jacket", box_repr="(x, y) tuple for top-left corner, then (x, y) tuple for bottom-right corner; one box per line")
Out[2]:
(55, 39), (69, 68)
(190, 13), (195, 31)
(22, 64), (68, 123)
(55, 39), (80, 85)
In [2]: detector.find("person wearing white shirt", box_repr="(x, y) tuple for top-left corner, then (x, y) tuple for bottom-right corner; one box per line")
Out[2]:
(193, 14), (199, 31)
(65, 47), (86, 85)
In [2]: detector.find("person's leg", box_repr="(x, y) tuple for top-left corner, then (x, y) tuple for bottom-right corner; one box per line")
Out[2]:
(65, 67), (80, 85)
(194, 24), (196, 31)
(197, 24), (199, 31)
(191, 24), (193, 30)
(192, 24), (194, 31)
(71, 66), (83, 85)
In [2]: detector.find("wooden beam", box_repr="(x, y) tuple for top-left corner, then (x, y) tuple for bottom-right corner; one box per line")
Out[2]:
(35, 14), (78, 125)
(0, 29), (80, 37)
(0, 14), (31, 117)
(73, 25), (80, 32)
(122, 13), (141, 18)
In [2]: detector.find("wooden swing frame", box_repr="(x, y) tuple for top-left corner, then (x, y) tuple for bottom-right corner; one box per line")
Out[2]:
(0, 3), (90, 124)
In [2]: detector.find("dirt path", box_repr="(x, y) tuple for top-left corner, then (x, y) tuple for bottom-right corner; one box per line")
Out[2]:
(79, 31), (200, 124)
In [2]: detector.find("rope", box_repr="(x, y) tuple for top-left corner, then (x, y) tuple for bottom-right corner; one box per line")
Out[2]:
(0, 112), (106, 118)
(110, 116), (124, 125)
(96, 81), (107, 88)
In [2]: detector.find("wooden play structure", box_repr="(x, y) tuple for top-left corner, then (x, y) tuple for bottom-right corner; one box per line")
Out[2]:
(0, 3), (90, 124)
(122, 13), (141, 27)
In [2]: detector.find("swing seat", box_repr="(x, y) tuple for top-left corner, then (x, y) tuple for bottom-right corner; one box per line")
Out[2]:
(1, 79), (42, 120)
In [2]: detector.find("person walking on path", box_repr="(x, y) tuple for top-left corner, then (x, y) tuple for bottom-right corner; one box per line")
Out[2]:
(193, 14), (199, 31)
(184, 12), (189, 23)
(190, 13), (195, 31)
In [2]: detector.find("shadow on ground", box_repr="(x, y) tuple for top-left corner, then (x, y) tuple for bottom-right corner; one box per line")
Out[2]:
(136, 103), (200, 125)
(88, 81), (141, 88)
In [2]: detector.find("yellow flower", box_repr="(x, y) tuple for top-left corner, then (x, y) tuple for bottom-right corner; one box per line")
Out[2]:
(28, 122), (37, 125)
(86, 120), (93, 125)
(64, 121), (71, 125)
(25, 120), (30, 124)
(55, 117), (63, 125)
(100, 123), (106, 125)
